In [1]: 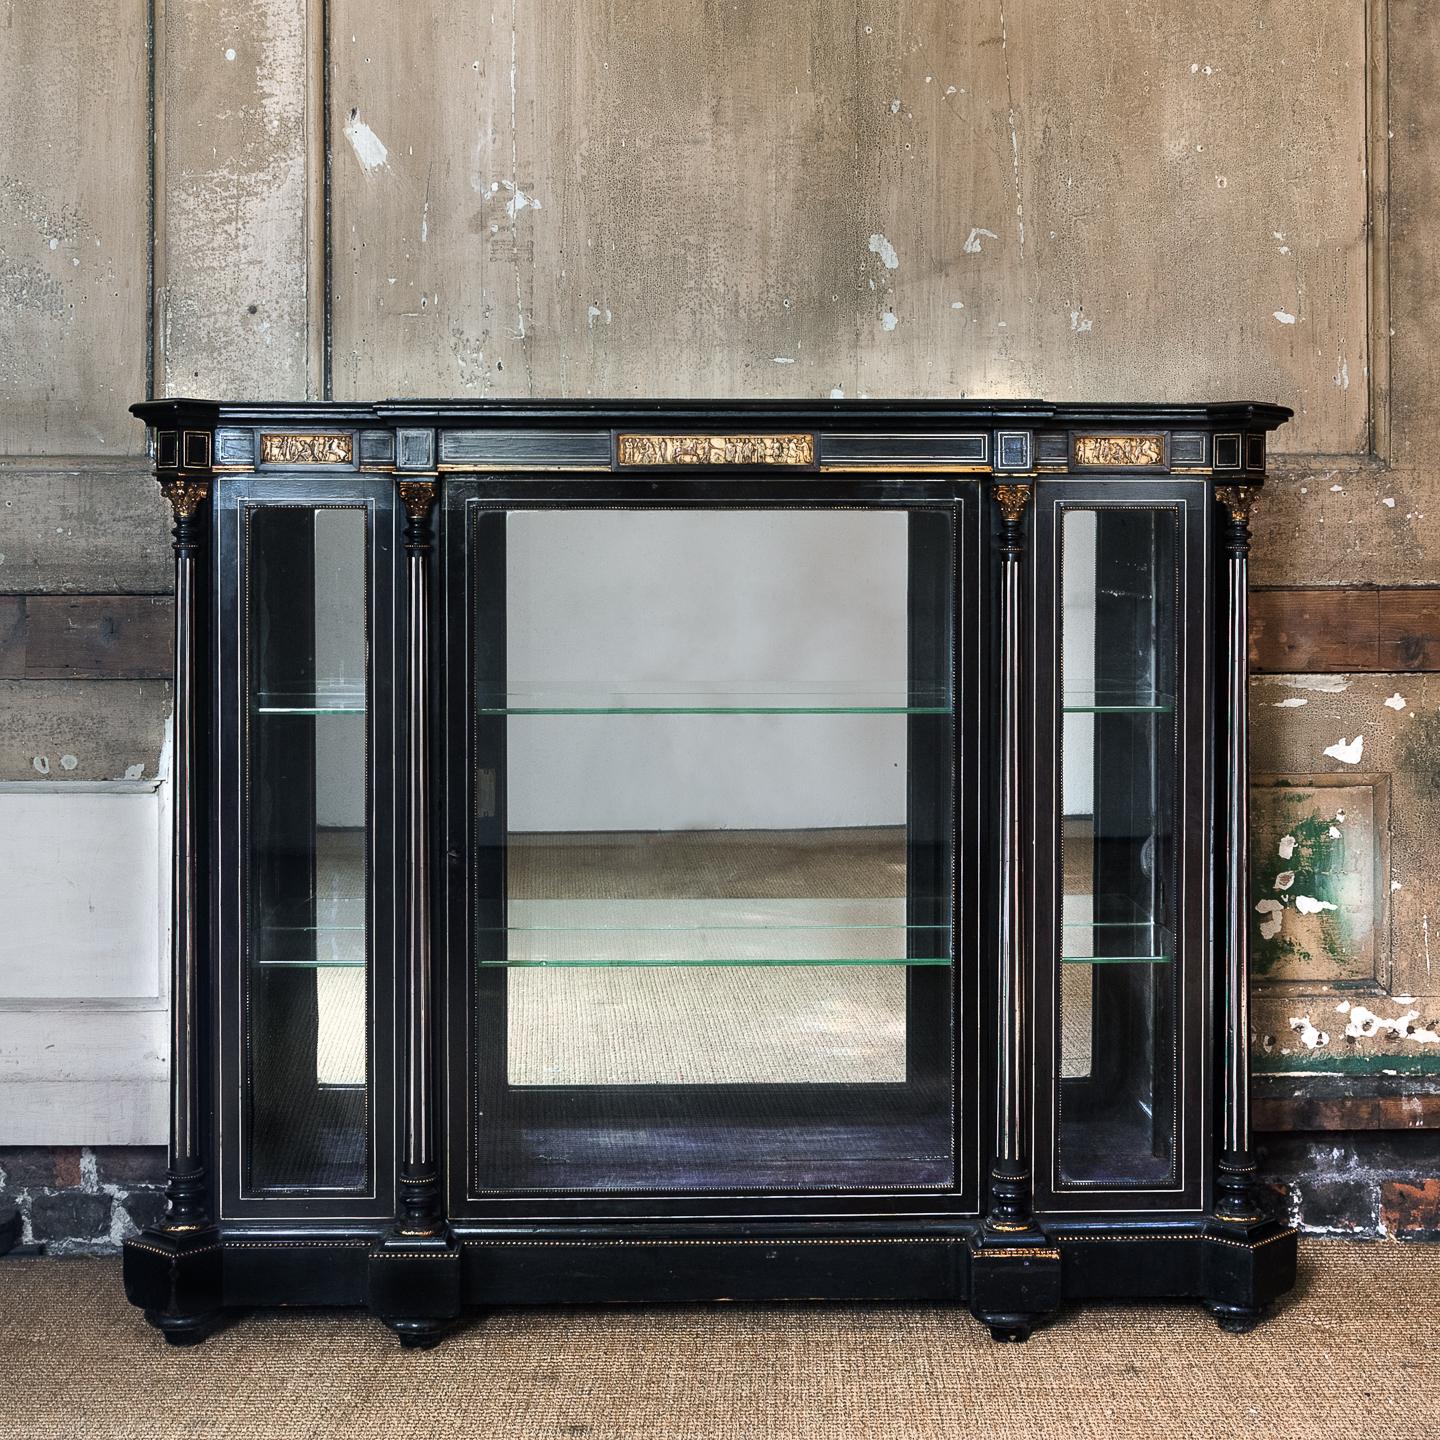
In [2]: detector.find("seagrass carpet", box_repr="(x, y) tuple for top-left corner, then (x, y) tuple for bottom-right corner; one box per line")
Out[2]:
(0, 1242), (1434, 1440)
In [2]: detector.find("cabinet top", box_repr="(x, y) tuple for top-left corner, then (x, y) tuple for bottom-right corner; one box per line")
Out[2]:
(132, 397), (1291, 480)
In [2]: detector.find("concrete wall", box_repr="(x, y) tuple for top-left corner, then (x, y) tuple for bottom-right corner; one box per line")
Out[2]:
(1, 1), (1436, 1238)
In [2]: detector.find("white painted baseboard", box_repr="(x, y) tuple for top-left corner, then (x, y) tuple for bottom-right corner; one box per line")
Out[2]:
(0, 780), (169, 1145)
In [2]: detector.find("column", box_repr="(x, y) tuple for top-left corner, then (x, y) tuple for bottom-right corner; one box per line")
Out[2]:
(988, 480), (1035, 1234)
(158, 457), (212, 1235)
(395, 477), (443, 1236)
(1214, 484), (1262, 1223)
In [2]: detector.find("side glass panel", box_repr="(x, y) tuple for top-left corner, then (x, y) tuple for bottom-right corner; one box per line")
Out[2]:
(471, 509), (955, 1193)
(244, 506), (370, 1192)
(1057, 507), (1179, 1187)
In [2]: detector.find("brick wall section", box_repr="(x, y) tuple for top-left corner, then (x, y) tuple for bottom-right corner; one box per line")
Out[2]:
(0, 1147), (166, 1253)
(1, 1140), (1437, 1250)
(1257, 1130), (1440, 1239)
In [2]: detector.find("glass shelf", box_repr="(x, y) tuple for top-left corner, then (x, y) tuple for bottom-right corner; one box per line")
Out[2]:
(255, 685), (367, 716)
(256, 924), (366, 968)
(1061, 687), (1174, 715)
(474, 681), (951, 716)
(1062, 896), (1173, 964)
(478, 898), (949, 967)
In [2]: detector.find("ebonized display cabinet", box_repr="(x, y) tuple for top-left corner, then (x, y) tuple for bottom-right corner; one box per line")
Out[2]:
(123, 398), (1297, 1346)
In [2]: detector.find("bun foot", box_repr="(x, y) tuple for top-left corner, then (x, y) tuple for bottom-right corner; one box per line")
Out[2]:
(1210, 1302), (1265, 1334)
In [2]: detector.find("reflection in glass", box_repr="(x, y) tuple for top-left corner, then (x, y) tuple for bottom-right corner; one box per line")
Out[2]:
(471, 510), (955, 1193)
(245, 507), (369, 1192)
(1057, 508), (1178, 1186)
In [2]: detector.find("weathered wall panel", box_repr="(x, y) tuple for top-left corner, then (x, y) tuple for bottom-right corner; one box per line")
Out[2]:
(0, 465), (170, 594)
(155, 0), (318, 398)
(1251, 673), (1440, 1075)
(0, 681), (170, 783)
(0, 2), (150, 454)
(328, 1), (1371, 456)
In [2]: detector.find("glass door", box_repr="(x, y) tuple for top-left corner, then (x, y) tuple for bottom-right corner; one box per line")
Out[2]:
(1034, 486), (1206, 1209)
(456, 505), (959, 1197)
(217, 481), (398, 1217)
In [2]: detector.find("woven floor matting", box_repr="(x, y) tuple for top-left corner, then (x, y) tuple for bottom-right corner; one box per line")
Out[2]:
(1, 1243), (1433, 1440)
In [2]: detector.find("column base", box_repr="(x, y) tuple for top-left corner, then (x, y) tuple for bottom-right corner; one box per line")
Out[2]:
(123, 1227), (224, 1346)
(367, 1225), (463, 1348)
(967, 1232), (1063, 1342)
(1201, 1211), (1298, 1332)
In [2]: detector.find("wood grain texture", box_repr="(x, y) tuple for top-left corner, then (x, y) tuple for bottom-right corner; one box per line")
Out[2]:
(0, 2), (149, 454)
(327, 1), (1370, 454)
(0, 597), (173, 680)
(1251, 587), (1440, 672)
(1255, 1093), (1440, 1131)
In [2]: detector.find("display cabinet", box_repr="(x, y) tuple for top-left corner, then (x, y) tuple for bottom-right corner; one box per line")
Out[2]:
(122, 399), (1296, 1346)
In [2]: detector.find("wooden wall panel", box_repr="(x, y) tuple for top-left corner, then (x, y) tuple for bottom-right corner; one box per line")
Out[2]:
(1252, 588), (1440, 673)
(0, 597), (173, 681)
(0, 2), (150, 455)
(328, 1), (1371, 455)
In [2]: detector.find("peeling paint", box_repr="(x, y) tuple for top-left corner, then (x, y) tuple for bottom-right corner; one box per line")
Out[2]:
(343, 109), (389, 173)
(1274, 697), (1308, 708)
(1340, 1002), (1440, 1046)
(880, 313), (899, 333)
(1323, 735), (1364, 763)
(1268, 675), (1352, 694)
(1273, 310), (1297, 324)
(1256, 898), (1285, 939)
(1295, 894), (1339, 915)
(1279, 833), (1298, 859)
(867, 233), (899, 270)
(1289, 1016), (1330, 1048)
(963, 228), (998, 254)
(1385, 693), (1406, 710)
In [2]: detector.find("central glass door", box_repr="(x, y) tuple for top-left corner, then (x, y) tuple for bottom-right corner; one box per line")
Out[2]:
(459, 505), (957, 1195)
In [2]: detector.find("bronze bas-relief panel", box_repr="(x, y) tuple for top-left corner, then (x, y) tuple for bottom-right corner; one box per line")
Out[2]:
(259, 432), (355, 466)
(1072, 434), (1166, 469)
(617, 433), (815, 467)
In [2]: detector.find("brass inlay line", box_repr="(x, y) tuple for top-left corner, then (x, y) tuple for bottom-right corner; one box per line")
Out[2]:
(617, 433), (815, 467)
(260, 432), (354, 466)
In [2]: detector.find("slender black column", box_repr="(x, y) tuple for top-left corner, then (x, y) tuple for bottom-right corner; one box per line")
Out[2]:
(1214, 485), (1262, 1223)
(366, 475), (461, 1348)
(988, 481), (1036, 1234)
(160, 472), (213, 1235)
(122, 446), (224, 1346)
(396, 478), (443, 1236)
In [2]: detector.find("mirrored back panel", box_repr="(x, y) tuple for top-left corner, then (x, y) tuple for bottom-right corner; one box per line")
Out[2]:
(453, 503), (965, 1200)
